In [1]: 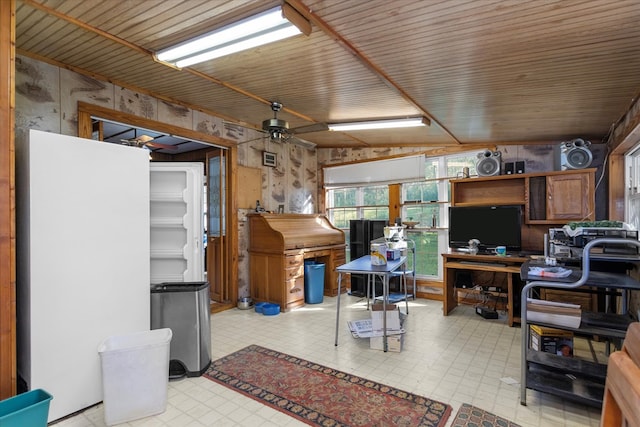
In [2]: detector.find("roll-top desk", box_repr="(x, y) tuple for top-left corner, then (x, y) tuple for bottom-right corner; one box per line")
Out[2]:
(248, 213), (346, 312)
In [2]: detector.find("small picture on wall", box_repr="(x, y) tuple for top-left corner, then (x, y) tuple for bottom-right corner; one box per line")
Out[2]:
(263, 151), (277, 167)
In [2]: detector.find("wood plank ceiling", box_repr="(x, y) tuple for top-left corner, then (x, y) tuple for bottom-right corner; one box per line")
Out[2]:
(14, 0), (640, 149)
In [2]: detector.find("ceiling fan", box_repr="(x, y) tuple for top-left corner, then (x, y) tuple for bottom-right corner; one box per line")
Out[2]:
(120, 133), (178, 151)
(254, 101), (328, 147)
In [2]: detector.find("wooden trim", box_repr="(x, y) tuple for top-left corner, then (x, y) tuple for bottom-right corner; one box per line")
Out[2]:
(609, 153), (625, 221)
(77, 101), (235, 148)
(389, 184), (401, 223)
(77, 103), (239, 308)
(0, 0), (16, 399)
(228, 145), (239, 305)
(319, 144), (497, 169)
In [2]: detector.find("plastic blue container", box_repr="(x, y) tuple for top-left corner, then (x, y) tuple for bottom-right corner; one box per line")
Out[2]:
(304, 261), (325, 304)
(0, 389), (52, 427)
(262, 303), (280, 316)
(254, 302), (268, 313)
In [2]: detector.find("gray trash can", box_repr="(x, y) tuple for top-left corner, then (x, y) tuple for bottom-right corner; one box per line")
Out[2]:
(150, 282), (211, 378)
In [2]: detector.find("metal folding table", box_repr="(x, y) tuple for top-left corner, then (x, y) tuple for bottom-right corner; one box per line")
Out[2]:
(334, 255), (406, 352)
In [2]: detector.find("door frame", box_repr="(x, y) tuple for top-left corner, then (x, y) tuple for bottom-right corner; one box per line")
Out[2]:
(77, 102), (238, 307)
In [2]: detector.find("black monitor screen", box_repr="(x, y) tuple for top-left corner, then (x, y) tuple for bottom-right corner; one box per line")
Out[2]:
(448, 205), (522, 251)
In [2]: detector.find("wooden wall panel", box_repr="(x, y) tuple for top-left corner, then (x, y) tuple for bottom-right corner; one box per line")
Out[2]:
(0, 0), (16, 399)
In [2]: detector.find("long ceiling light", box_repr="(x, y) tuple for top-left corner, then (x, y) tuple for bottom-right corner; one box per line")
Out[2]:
(156, 5), (310, 68)
(328, 117), (430, 132)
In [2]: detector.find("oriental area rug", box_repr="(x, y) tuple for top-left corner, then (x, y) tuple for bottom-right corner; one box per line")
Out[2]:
(204, 345), (452, 426)
(451, 403), (521, 427)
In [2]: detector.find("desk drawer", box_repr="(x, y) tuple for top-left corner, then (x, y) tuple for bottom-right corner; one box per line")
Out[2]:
(286, 277), (305, 304)
(285, 254), (304, 268)
(285, 264), (304, 280)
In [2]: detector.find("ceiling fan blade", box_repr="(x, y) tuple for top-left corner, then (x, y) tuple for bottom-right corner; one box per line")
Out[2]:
(146, 141), (178, 151)
(290, 123), (329, 134)
(135, 134), (155, 143)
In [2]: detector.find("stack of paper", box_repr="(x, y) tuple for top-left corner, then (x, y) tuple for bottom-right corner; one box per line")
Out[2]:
(527, 298), (581, 328)
(347, 319), (405, 338)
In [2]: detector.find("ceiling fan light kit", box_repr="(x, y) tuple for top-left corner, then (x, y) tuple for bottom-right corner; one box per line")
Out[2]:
(155, 5), (311, 68)
(328, 116), (430, 132)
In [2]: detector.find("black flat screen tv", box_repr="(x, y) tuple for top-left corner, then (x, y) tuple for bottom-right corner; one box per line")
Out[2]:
(448, 205), (522, 252)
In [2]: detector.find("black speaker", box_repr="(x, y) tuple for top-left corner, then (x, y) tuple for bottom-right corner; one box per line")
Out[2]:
(476, 150), (501, 176)
(515, 161), (525, 174)
(554, 138), (593, 170)
(504, 162), (515, 175)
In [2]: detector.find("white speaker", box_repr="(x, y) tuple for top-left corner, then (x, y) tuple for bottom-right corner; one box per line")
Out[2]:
(476, 150), (501, 176)
(555, 138), (592, 170)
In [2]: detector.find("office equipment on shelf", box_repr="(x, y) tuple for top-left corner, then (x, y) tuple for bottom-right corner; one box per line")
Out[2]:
(520, 237), (640, 408)
(548, 223), (639, 260)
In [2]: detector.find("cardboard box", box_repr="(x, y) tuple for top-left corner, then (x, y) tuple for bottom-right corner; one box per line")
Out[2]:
(529, 325), (574, 357)
(370, 334), (404, 352)
(370, 304), (401, 333)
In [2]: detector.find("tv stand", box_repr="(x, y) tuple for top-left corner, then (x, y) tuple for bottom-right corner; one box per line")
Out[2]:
(442, 252), (528, 326)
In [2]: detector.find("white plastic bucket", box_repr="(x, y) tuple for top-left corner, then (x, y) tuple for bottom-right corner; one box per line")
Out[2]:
(98, 328), (172, 426)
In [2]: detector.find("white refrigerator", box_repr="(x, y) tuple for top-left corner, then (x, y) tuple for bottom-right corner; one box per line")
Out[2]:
(16, 130), (151, 422)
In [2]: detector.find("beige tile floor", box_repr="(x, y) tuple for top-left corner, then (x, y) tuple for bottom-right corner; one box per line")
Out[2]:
(52, 295), (604, 427)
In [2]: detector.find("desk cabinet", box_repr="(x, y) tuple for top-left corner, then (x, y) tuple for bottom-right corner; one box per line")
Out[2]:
(248, 213), (346, 312)
(520, 238), (640, 408)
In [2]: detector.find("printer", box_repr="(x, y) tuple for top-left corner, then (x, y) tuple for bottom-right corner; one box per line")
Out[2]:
(549, 223), (639, 260)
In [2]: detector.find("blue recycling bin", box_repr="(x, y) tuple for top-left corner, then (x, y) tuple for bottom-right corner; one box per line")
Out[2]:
(304, 260), (325, 304)
(0, 389), (52, 427)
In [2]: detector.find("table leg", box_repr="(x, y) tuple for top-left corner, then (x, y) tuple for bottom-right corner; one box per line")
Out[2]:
(334, 272), (342, 346)
(383, 273), (388, 352)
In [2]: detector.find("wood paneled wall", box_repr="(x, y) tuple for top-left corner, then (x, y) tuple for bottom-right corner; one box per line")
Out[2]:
(0, 0), (16, 399)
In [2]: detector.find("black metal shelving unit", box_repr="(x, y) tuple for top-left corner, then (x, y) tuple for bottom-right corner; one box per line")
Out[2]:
(520, 237), (640, 408)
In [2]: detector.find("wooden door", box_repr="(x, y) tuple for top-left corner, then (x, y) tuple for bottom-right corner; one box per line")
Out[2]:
(206, 150), (228, 303)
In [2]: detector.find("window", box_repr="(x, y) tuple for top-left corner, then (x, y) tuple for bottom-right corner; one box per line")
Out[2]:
(326, 152), (479, 279)
(396, 154), (477, 277)
(327, 185), (389, 261)
(626, 145), (640, 229)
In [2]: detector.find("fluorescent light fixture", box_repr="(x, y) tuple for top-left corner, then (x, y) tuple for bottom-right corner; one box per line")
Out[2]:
(156, 5), (310, 68)
(328, 117), (430, 132)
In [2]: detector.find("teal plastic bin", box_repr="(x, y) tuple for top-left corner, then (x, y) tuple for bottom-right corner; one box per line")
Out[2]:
(0, 389), (52, 427)
(304, 261), (325, 304)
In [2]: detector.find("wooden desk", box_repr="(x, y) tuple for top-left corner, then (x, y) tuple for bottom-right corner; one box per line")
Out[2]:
(442, 252), (528, 326)
(248, 213), (346, 312)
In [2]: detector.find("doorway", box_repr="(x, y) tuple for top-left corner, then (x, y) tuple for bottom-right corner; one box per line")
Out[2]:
(77, 102), (238, 308)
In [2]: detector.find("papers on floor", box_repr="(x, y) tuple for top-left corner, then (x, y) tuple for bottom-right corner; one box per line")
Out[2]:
(348, 304), (405, 338)
(528, 266), (572, 278)
(500, 377), (519, 386)
(527, 298), (581, 328)
(347, 318), (405, 338)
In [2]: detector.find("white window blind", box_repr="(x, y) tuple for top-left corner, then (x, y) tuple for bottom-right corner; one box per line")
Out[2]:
(323, 155), (425, 188)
